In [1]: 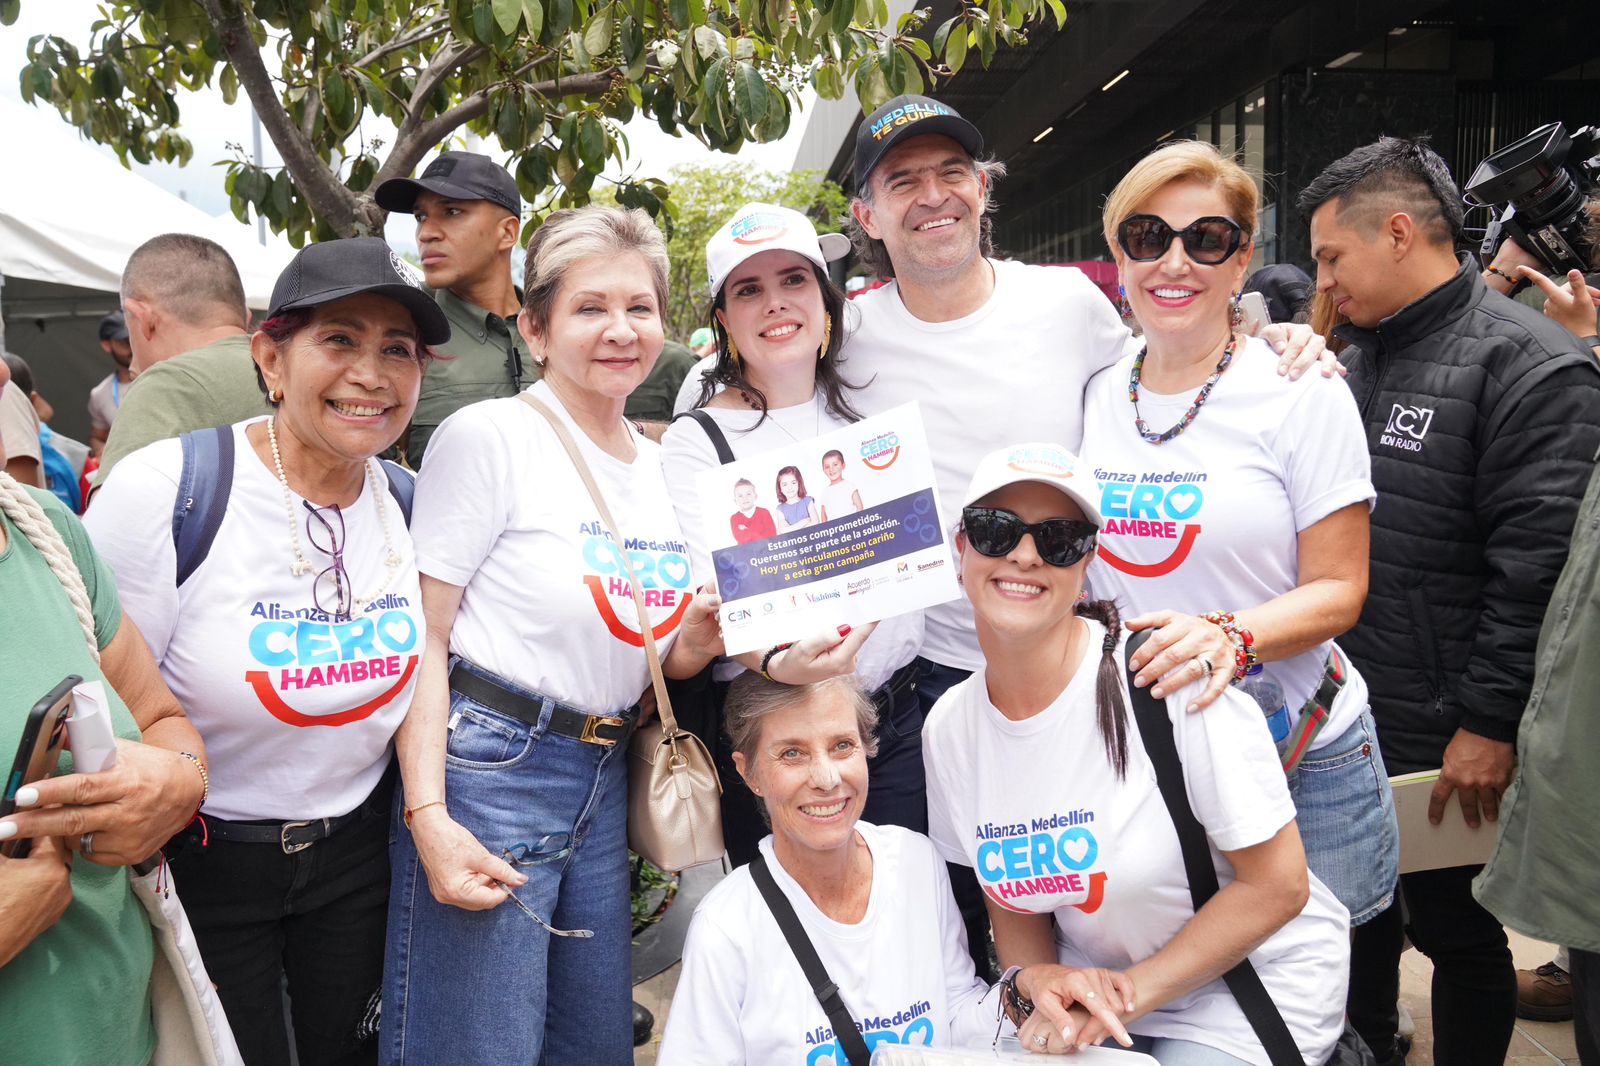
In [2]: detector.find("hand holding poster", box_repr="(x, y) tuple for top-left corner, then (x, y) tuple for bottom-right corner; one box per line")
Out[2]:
(698, 403), (961, 655)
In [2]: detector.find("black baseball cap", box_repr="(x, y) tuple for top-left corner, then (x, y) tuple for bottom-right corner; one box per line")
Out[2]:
(854, 94), (984, 189)
(99, 311), (129, 342)
(267, 238), (452, 346)
(374, 150), (521, 217)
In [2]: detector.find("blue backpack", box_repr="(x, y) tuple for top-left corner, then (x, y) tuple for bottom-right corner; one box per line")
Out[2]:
(38, 424), (83, 513)
(171, 426), (415, 585)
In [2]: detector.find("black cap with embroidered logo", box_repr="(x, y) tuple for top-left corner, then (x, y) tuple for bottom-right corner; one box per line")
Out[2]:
(854, 94), (983, 189)
(99, 310), (129, 342)
(267, 237), (452, 346)
(374, 150), (521, 216)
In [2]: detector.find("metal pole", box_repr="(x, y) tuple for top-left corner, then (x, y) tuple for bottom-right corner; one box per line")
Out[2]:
(252, 108), (266, 246)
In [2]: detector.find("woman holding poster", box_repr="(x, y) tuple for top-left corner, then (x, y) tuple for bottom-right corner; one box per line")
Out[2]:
(661, 202), (927, 867)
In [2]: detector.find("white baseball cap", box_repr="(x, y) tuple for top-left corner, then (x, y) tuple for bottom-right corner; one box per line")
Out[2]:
(961, 443), (1104, 528)
(706, 203), (852, 298)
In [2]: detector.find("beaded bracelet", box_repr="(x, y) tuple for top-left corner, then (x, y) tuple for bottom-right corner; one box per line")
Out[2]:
(759, 643), (794, 682)
(177, 751), (209, 805)
(1201, 610), (1259, 682)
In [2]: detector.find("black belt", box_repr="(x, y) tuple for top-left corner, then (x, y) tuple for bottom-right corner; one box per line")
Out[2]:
(449, 662), (632, 748)
(199, 764), (395, 854)
(871, 661), (919, 712)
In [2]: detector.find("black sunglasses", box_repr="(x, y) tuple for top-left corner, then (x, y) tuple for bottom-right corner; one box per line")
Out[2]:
(1116, 214), (1246, 265)
(962, 507), (1098, 568)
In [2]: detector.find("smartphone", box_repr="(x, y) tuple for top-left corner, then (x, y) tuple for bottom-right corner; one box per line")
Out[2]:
(1239, 291), (1272, 335)
(2, 675), (81, 858)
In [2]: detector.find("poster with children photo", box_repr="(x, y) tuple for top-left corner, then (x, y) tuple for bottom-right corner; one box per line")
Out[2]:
(696, 403), (961, 655)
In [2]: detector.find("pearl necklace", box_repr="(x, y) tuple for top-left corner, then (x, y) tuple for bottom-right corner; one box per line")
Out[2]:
(266, 416), (402, 612)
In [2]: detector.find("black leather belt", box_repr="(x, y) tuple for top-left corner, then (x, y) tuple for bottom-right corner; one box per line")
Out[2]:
(449, 662), (631, 748)
(199, 764), (394, 854)
(872, 661), (919, 712)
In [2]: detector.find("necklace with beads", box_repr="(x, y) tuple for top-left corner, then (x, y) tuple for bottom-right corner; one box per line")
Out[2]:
(266, 416), (402, 613)
(1128, 334), (1237, 445)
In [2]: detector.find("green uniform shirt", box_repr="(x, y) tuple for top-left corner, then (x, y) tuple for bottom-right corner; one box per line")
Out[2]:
(625, 341), (699, 423)
(0, 488), (155, 1065)
(97, 334), (271, 484)
(406, 287), (533, 464)
(1476, 452), (1600, 953)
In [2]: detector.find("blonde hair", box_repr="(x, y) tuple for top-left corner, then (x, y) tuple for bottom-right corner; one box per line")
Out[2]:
(521, 206), (669, 331)
(1102, 140), (1259, 257)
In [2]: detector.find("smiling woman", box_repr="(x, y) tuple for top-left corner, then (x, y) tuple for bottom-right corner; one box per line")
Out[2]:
(84, 236), (444, 1065)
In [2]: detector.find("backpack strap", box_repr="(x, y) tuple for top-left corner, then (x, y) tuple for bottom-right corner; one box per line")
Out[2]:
(749, 855), (871, 1066)
(1123, 630), (1306, 1066)
(172, 426), (234, 586)
(379, 459), (415, 526)
(672, 409), (735, 465)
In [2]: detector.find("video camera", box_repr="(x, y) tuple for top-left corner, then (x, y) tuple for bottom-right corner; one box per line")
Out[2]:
(1465, 122), (1600, 275)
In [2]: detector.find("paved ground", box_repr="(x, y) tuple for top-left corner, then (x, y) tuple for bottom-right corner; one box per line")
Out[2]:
(632, 928), (1581, 1064)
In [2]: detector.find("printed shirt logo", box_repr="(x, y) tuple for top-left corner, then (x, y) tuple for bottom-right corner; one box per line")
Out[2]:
(803, 999), (935, 1065)
(860, 431), (900, 470)
(974, 809), (1108, 915)
(1380, 403), (1435, 453)
(1094, 467), (1205, 577)
(244, 597), (420, 728)
(730, 212), (790, 245)
(578, 524), (693, 647)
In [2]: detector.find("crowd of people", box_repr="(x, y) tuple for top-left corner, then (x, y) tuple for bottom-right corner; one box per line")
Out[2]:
(2, 89), (1598, 1066)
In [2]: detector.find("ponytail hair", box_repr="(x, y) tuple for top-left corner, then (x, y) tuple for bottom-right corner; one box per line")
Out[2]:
(1074, 598), (1129, 779)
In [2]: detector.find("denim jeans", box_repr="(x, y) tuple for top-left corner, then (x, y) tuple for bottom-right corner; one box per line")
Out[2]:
(166, 779), (391, 1066)
(1286, 708), (1399, 925)
(381, 660), (635, 1065)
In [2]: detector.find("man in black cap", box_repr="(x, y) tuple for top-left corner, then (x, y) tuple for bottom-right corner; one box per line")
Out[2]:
(375, 150), (530, 464)
(87, 310), (134, 455)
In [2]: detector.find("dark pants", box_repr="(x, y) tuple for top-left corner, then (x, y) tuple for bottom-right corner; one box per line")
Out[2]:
(1572, 948), (1600, 1066)
(713, 662), (928, 866)
(914, 655), (996, 982)
(1348, 865), (1516, 1065)
(167, 782), (392, 1066)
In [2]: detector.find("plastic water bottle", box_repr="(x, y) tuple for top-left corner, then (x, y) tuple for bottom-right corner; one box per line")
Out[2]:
(1239, 666), (1291, 744)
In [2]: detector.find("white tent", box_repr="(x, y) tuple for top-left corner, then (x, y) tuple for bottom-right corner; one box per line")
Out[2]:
(0, 98), (297, 440)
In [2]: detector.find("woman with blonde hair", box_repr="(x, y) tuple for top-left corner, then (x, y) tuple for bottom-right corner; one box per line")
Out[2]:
(1080, 139), (1398, 931)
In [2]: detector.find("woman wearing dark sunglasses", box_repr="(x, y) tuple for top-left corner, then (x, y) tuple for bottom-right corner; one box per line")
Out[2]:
(1080, 141), (1398, 936)
(87, 237), (444, 1066)
(922, 443), (1350, 1063)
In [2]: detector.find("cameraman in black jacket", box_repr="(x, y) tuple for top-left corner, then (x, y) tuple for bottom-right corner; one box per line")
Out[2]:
(1299, 137), (1600, 1066)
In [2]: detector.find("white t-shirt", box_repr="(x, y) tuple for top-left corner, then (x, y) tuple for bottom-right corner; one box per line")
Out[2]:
(922, 621), (1349, 1066)
(413, 381), (690, 713)
(658, 822), (1000, 1066)
(844, 260), (1133, 670)
(661, 395), (922, 691)
(818, 478), (862, 521)
(85, 420), (424, 821)
(1080, 337), (1375, 749)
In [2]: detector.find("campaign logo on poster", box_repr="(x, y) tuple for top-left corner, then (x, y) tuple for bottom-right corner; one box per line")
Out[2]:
(244, 597), (420, 727)
(973, 808), (1108, 915)
(860, 429), (901, 471)
(1094, 467), (1206, 578)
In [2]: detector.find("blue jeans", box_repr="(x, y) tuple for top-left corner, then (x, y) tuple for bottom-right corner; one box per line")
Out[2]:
(380, 660), (635, 1065)
(1286, 708), (1399, 925)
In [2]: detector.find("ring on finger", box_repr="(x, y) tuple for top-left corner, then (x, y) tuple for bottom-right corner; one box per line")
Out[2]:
(80, 832), (95, 857)
(1197, 655), (1214, 677)
(1086, 990), (1097, 1000)
(1033, 1033), (1050, 1049)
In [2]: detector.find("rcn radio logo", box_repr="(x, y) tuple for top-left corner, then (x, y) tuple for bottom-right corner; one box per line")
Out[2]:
(860, 431), (901, 470)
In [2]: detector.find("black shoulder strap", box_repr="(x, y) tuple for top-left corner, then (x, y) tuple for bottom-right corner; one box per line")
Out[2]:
(379, 459), (415, 526)
(672, 409), (735, 465)
(172, 426), (234, 586)
(1123, 630), (1305, 1066)
(749, 855), (871, 1066)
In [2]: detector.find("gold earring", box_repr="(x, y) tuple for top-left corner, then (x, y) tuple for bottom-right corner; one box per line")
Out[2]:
(270, 388), (281, 403)
(726, 335), (740, 367)
(819, 313), (833, 361)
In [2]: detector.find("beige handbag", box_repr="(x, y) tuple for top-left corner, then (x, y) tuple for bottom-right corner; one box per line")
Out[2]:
(520, 396), (725, 871)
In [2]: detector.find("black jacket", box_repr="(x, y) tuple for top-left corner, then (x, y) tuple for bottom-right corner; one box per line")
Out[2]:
(1336, 259), (1600, 774)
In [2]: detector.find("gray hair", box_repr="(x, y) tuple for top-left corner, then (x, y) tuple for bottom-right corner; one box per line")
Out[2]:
(121, 233), (248, 328)
(843, 155), (1008, 279)
(521, 205), (669, 331)
(725, 674), (879, 824)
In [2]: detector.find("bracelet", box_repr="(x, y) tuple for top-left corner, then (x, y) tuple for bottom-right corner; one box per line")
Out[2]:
(403, 800), (447, 828)
(759, 643), (794, 682)
(1484, 265), (1520, 286)
(177, 751), (209, 806)
(997, 965), (1034, 1028)
(1201, 610), (1258, 682)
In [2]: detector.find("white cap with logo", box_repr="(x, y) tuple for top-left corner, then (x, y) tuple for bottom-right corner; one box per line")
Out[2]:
(705, 202), (852, 299)
(961, 443), (1104, 528)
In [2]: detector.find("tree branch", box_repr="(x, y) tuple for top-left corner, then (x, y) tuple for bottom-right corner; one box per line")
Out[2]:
(351, 14), (449, 70)
(198, 0), (361, 234)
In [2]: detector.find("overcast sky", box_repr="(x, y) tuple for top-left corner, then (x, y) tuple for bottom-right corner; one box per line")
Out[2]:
(0, 0), (811, 252)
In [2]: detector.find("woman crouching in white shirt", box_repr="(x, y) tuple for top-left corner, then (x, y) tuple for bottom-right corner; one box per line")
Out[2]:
(922, 443), (1351, 1065)
(660, 673), (1132, 1065)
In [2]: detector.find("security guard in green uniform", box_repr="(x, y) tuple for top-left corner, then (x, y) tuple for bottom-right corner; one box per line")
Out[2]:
(376, 151), (532, 464)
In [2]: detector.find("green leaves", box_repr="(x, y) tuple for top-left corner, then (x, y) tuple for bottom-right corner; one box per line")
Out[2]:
(491, 0), (522, 34)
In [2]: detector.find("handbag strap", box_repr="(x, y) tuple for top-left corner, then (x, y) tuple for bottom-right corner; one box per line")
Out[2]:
(519, 393), (681, 737)
(672, 409), (736, 465)
(750, 855), (871, 1066)
(1122, 630), (1306, 1066)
